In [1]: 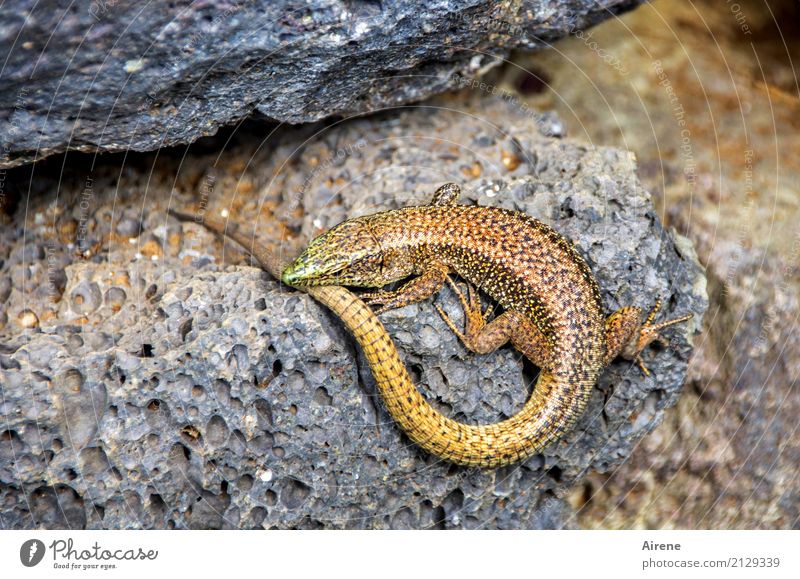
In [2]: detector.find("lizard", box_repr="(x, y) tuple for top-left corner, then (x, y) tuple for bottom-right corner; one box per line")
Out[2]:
(171, 182), (692, 467)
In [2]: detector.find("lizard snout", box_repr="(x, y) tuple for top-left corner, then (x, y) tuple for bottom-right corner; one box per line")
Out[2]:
(281, 255), (335, 286)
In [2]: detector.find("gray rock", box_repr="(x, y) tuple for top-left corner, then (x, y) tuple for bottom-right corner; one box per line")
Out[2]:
(0, 0), (643, 169)
(0, 94), (706, 529)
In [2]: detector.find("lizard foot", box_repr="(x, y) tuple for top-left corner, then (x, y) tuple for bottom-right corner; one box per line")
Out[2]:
(434, 276), (492, 349)
(631, 299), (693, 376)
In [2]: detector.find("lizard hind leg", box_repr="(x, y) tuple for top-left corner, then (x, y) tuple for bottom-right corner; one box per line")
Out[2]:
(434, 276), (554, 368)
(605, 300), (693, 375)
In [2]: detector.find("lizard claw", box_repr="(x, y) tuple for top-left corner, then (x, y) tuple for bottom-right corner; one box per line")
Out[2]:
(630, 301), (693, 373)
(635, 355), (651, 377)
(434, 303), (469, 343)
(636, 310), (693, 354)
(608, 300), (693, 376)
(436, 276), (492, 348)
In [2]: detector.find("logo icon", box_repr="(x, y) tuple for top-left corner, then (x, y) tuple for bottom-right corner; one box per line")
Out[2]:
(20, 539), (46, 567)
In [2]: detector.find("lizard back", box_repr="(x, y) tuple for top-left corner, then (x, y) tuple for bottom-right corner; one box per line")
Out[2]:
(366, 204), (607, 380)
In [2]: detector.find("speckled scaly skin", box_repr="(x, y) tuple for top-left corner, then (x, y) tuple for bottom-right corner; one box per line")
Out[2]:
(172, 183), (691, 467)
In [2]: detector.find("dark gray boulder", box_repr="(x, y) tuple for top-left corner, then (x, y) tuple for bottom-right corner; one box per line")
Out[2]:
(0, 93), (706, 529)
(0, 0), (642, 168)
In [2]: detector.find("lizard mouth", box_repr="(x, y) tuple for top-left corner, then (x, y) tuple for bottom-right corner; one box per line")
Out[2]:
(281, 256), (347, 286)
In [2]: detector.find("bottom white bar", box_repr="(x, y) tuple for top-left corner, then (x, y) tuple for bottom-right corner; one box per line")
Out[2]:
(1, 530), (796, 578)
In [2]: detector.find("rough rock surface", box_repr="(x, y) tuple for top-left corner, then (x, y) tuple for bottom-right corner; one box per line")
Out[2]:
(0, 0), (644, 168)
(0, 93), (706, 529)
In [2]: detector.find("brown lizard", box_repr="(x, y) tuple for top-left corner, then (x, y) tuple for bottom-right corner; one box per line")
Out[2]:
(172, 183), (691, 467)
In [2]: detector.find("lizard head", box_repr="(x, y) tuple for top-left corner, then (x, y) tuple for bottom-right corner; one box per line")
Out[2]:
(282, 214), (412, 288)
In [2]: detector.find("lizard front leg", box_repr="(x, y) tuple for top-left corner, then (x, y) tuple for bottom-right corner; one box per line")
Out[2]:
(604, 299), (693, 375)
(361, 261), (450, 315)
(434, 277), (555, 369)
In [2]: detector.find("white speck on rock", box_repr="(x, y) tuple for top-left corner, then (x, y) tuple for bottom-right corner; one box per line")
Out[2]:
(124, 59), (145, 73)
(354, 21), (370, 37)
